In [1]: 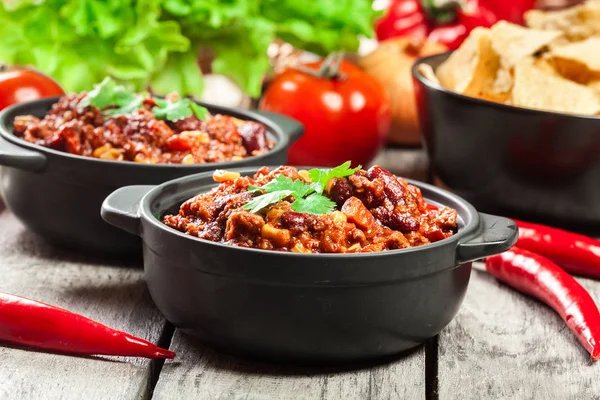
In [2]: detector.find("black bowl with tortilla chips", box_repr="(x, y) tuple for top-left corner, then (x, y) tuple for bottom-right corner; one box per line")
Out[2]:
(412, 51), (600, 232)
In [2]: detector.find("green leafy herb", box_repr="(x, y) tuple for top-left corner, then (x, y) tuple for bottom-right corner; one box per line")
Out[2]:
(243, 161), (360, 215)
(151, 97), (208, 121)
(249, 175), (314, 198)
(190, 102), (209, 120)
(308, 161), (361, 194)
(79, 77), (209, 121)
(0, 1), (380, 98)
(291, 194), (336, 214)
(244, 190), (293, 214)
(79, 77), (147, 116)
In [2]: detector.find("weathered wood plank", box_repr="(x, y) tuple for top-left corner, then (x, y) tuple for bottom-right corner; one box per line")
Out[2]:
(438, 262), (600, 399)
(0, 209), (167, 400)
(371, 147), (429, 182)
(153, 331), (426, 400)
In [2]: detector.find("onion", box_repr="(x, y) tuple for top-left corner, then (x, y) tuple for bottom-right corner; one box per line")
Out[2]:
(358, 37), (447, 146)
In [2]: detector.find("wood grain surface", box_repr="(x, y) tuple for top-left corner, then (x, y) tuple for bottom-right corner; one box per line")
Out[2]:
(152, 331), (426, 400)
(0, 208), (167, 400)
(437, 262), (600, 400)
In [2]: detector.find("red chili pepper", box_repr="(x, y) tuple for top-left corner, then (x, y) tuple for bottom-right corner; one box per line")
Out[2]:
(457, 0), (497, 32)
(486, 248), (600, 360)
(375, 0), (430, 42)
(426, 23), (467, 50)
(479, 0), (537, 25)
(375, 0), (499, 50)
(513, 219), (600, 279)
(0, 292), (175, 359)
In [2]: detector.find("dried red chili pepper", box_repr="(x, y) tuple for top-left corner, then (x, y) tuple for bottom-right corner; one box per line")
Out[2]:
(0, 292), (175, 359)
(486, 247), (600, 360)
(514, 219), (600, 279)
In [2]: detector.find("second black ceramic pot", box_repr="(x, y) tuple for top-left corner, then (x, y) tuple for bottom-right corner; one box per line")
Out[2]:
(101, 167), (518, 363)
(412, 52), (600, 232)
(0, 98), (303, 257)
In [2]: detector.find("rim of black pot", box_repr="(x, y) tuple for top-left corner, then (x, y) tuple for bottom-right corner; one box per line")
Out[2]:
(411, 51), (600, 122)
(0, 96), (292, 169)
(138, 166), (482, 259)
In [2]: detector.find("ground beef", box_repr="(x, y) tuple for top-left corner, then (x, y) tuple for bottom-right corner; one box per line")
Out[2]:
(12, 93), (274, 164)
(162, 165), (459, 254)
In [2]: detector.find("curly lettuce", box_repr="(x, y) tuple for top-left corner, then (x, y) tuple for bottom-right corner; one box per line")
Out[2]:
(0, 0), (379, 98)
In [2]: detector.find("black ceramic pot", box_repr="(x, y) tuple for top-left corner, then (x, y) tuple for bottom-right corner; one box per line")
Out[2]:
(412, 52), (600, 233)
(101, 166), (517, 363)
(0, 98), (303, 257)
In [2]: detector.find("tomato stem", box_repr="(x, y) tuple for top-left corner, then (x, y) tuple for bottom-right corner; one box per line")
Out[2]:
(294, 51), (346, 80)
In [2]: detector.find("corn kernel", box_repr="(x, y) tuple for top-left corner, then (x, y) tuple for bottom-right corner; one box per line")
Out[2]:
(99, 149), (124, 161)
(331, 211), (347, 225)
(213, 169), (241, 182)
(182, 154), (195, 164)
(92, 143), (112, 158)
(261, 223), (291, 246)
(298, 170), (311, 182)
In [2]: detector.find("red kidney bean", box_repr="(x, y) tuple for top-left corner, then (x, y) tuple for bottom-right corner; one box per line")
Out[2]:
(238, 121), (268, 152)
(329, 178), (354, 207)
(367, 165), (406, 206)
(281, 212), (310, 233)
(372, 206), (420, 233)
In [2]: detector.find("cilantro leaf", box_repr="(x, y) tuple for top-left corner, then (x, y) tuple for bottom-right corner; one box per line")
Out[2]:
(242, 162), (362, 215)
(291, 193), (336, 214)
(242, 190), (293, 214)
(190, 102), (209, 120)
(79, 77), (119, 109)
(152, 98), (209, 122)
(152, 99), (193, 121)
(79, 77), (146, 117)
(104, 92), (147, 116)
(308, 161), (361, 194)
(256, 175), (315, 198)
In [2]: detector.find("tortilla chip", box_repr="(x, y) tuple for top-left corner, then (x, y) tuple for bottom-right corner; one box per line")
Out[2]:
(490, 21), (564, 68)
(511, 60), (600, 115)
(549, 37), (600, 84)
(589, 80), (600, 92)
(417, 63), (440, 85)
(525, 1), (600, 42)
(533, 55), (560, 76)
(436, 28), (508, 102)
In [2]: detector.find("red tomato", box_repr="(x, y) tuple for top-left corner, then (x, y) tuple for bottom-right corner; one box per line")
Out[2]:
(259, 60), (391, 168)
(0, 68), (65, 111)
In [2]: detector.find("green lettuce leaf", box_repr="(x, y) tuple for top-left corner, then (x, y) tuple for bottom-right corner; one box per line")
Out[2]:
(0, 0), (378, 97)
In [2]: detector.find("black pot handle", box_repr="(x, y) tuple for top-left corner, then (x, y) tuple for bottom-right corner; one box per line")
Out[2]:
(0, 136), (47, 172)
(456, 213), (518, 263)
(101, 185), (155, 236)
(254, 110), (304, 143)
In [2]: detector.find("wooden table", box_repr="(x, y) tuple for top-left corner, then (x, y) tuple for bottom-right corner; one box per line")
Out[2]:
(2, 149), (598, 399)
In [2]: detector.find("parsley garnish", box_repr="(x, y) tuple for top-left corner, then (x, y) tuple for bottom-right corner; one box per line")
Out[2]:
(292, 194), (336, 214)
(308, 161), (361, 193)
(242, 162), (361, 215)
(79, 77), (208, 122)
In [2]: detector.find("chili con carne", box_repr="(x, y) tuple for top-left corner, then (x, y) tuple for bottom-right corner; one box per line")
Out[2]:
(486, 247), (600, 360)
(162, 165), (458, 253)
(514, 219), (600, 279)
(0, 292), (175, 359)
(13, 93), (273, 164)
